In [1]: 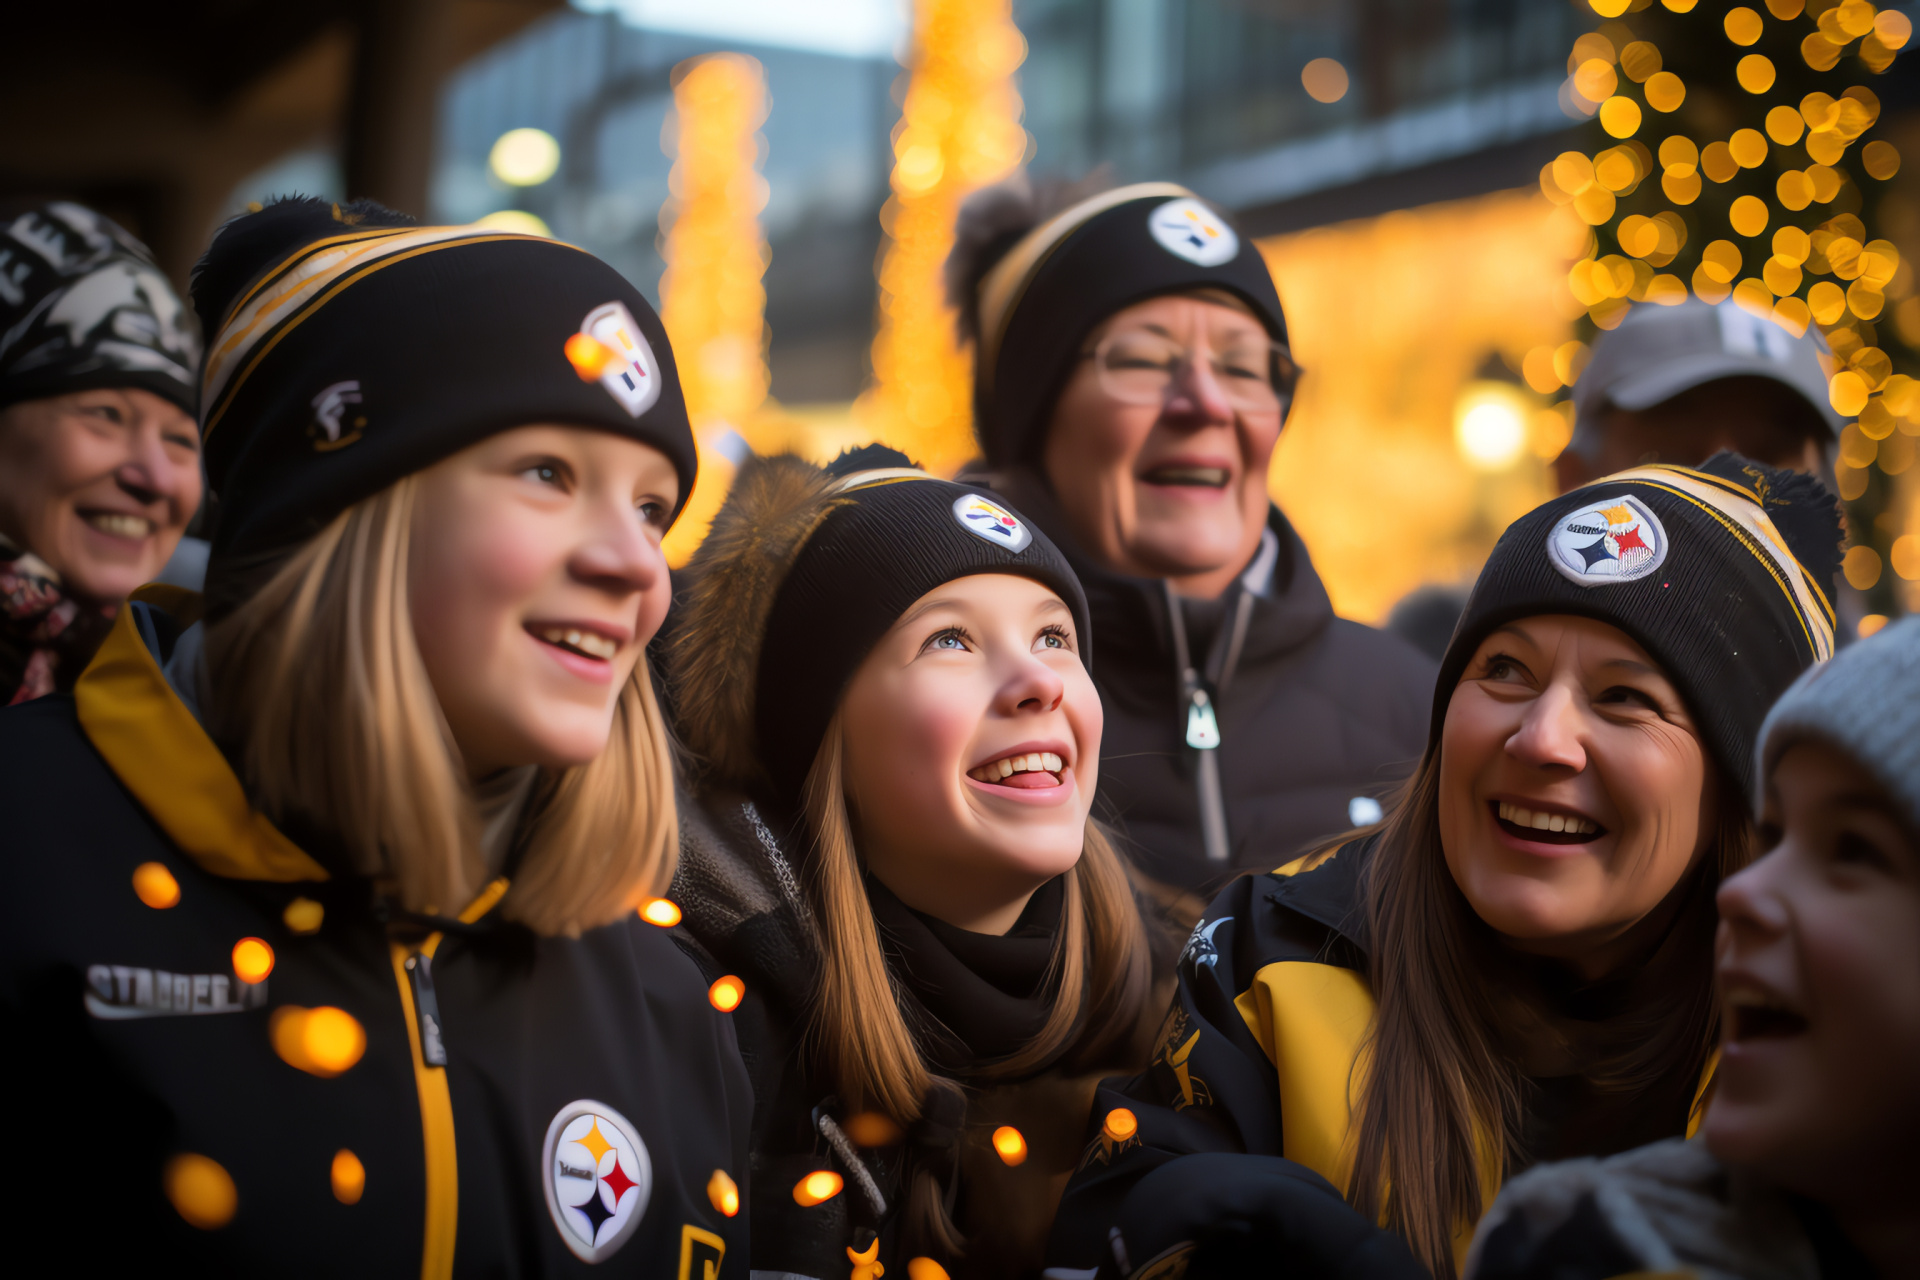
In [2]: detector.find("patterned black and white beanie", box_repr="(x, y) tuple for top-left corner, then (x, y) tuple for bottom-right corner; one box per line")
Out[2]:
(0, 202), (201, 415)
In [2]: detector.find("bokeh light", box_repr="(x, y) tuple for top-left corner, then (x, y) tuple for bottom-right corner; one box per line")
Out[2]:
(487, 128), (561, 187)
(793, 1169), (844, 1206)
(283, 897), (324, 934)
(992, 1125), (1029, 1165)
(1301, 58), (1350, 103)
(472, 210), (552, 237)
(133, 861), (180, 909)
(232, 937), (274, 984)
(658, 54), (773, 568)
(1102, 1108), (1139, 1141)
(165, 1153), (236, 1229)
(640, 898), (682, 927)
(708, 1169), (740, 1217)
(332, 1150), (365, 1205)
(271, 1005), (368, 1077)
(708, 975), (746, 1012)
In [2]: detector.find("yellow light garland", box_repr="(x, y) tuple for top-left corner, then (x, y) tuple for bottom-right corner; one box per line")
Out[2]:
(659, 53), (772, 566)
(860, 0), (1030, 475)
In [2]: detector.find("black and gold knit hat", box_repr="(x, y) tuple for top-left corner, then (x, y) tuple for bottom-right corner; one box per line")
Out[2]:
(190, 198), (696, 559)
(966, 182), (1289, 470)
(672, 447), (1090, 809)
(1434, 452), (1843, 795)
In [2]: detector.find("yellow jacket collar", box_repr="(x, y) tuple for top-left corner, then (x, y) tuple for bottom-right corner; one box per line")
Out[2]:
(75, 584), (328, 883)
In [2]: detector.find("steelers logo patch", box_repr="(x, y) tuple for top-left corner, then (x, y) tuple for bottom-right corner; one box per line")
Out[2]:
(952, 492), (1033, 552)
(1147, 198), (1239, 267)
(577, 302), (662, 418)
(1546, 494), (1669, 587)
(541, 1100), (653, 1262)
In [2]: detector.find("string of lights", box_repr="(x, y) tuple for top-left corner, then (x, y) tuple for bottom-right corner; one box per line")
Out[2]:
(657, 53), (773, 565)
(861, 0), (1031, 476)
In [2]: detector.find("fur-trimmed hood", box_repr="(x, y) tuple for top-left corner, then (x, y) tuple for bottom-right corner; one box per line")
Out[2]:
(670, 453), (844, 790)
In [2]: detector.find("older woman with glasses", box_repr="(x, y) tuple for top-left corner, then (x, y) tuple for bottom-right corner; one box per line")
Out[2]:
(949, 181), (1434, 925)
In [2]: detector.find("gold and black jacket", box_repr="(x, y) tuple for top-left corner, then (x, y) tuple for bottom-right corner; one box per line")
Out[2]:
(0, 588), (752, 1277)
(1047, 838), (1714, 1278)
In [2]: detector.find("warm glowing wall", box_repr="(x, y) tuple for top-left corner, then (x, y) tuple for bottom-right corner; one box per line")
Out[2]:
(659, 53), (772, 565)
(1260, 190), (1588, 624)
(861, 0), (1030, 475)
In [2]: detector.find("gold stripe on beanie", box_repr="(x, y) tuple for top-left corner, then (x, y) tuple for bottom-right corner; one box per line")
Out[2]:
(201, 227), (586, 439)
(975, 181), (1190, 387)
(1609, 465), (1835, 662)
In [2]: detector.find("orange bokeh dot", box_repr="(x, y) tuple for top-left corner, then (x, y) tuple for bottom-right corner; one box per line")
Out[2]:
(708, 975), (746, 1012)
(640, 898), (682, 927)
(708, 1168), (740, 1217)
(165, 1153), (236, 1229)
(232, 937), (275, 984)
(793, 1169), (844, 1206)
(133, 861), (181, 909)
(991, 1125), (1028, 1166)
(332, 1149), (365, 1204)
(1103, 1108), (1139, 1142)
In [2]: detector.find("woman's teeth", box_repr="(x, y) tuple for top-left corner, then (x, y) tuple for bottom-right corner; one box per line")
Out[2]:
(1143, 466), (1229, 488)
(969, 751), (1064, 783)
(85, 512), (153, 538)
(537, 627), (617, 660)
(1497, 801), (1598, 836)
(1726, 989), (1809, 1040)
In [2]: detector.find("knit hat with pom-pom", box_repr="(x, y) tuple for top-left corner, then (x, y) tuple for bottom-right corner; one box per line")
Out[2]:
(189, 198), (695, 560)
(1434, 452), (1844, 795)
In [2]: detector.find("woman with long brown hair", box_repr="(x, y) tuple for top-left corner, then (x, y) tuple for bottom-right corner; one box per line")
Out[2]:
(1046, 454), (1843, 1280)
(0, 198), (750, 1275)
(669, 447), (1152, 1278)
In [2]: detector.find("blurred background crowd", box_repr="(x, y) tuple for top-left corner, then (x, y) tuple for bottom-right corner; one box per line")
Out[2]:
(5, 0), (1916, 633)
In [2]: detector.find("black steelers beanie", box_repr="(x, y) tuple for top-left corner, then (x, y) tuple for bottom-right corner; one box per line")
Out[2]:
(1434, 453), (1843, 795)
(671, 446), (1090, 809)
(188, 198), (697, 561)
(963, 182), (1289, 469)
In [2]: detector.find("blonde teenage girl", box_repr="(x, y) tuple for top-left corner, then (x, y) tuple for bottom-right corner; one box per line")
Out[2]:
(0, 198), (749, 1276)
(669, 448), (1153, 1278)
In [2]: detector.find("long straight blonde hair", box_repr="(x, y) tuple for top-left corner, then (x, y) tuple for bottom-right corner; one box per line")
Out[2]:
(800, 714), (1150, 1256)
(203, 475), (676, 936)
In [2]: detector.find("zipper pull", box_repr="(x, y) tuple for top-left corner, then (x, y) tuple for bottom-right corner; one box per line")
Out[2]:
(1186, 687), (1221, 750)
(404, 952), (448, 1067)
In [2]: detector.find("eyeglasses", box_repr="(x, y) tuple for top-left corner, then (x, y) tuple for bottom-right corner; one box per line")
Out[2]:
(1088, 330), (1299, 415)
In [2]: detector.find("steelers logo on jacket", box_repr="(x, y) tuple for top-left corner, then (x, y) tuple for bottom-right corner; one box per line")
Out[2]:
(542, 1100), (653, 1261)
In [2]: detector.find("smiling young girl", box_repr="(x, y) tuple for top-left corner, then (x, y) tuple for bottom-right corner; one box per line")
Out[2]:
(1046, 454), (1843, 1280)
(668, 448), (1151, 1278)
(0, 198), (749, 1275)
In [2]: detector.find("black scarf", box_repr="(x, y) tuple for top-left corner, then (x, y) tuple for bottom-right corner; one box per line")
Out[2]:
(864, 873), (1066, 1077)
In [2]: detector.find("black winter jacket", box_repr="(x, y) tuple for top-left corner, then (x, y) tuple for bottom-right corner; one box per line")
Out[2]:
(0, 591), (753, 1277)
(672, 787), (1153, 1280)
(981, 470), (1434, 900)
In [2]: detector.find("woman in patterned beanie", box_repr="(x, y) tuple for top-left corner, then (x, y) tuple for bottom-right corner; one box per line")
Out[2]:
(0, 201), (203, 703)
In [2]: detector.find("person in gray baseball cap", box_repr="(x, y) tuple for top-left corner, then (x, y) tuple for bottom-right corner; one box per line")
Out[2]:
(1555, 298), (1843, 493)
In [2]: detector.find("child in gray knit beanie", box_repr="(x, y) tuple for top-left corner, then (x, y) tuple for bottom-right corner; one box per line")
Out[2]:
(1467, 617), (1920, 1280)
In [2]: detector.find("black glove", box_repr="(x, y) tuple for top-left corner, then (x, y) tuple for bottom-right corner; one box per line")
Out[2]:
(1103, 1153), (1429, 1280)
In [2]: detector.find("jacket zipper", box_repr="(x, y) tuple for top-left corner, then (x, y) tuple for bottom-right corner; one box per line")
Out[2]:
(1167, 584), (1254, 864)
(389, 877), (512, 1280)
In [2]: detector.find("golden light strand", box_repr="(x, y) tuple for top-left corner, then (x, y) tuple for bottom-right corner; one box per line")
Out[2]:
(859, 0), (1030, 475)
(659, 53), (772, 566)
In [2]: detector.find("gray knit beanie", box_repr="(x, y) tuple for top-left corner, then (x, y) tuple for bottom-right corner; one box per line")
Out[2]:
(1755, 616), (1920, 835)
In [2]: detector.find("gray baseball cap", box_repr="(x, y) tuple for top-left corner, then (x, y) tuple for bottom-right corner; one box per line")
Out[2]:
(1573, 297), (1844, 439)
